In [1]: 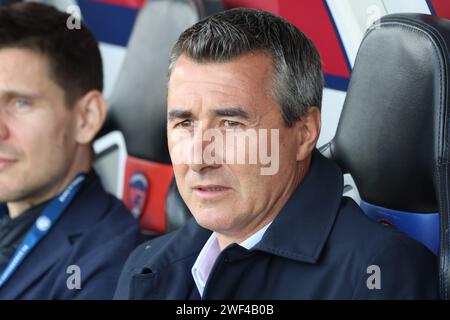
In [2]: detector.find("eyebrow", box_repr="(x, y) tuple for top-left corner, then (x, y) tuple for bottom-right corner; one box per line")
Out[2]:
(168, 109), (193, 121)
(211, 107), (250, 119)
(0, 89), (42, 100)
(167, 106), (251, 121)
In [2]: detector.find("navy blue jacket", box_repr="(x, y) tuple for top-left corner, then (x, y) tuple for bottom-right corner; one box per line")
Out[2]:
(114, 152), (438, 299)
(0, 172), (143, 299)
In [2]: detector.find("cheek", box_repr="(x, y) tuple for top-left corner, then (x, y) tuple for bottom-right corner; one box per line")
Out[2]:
(26, 127), (63, 161)
(27, 121), (75, 163)
(229, 164), (282, 210)
(272, 131), (297, 169)
(172, 164), (189, 192)
(54, 114), (77, 144)
(172, 162), (187, 174)
(226, 164), (259, 198)
(6, 110), (76, 166)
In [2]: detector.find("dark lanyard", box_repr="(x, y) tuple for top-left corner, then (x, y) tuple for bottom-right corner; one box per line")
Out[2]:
(0, 173), (86, 288)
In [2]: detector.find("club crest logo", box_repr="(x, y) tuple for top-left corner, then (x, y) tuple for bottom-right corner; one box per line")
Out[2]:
(128, 172), (148, 219)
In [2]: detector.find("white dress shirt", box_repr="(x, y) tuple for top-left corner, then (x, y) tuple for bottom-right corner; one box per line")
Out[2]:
(191, 222), (272, 297)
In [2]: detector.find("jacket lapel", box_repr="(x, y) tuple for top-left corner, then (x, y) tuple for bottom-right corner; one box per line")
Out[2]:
(0, 172), (111, 299)
(255, 150), (343, 263)
(130, 219), (211, 299)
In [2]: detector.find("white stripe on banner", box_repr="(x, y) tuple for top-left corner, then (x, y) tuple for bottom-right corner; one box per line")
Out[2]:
(99, 42), (128, 99)
(382, 0), (431, 15)
(318, 88), (347, 148)
(320, 0), (431, 148)
(326, 0), (388, 68)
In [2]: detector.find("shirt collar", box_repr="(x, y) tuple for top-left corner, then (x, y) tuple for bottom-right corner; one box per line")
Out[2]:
(192, 222), (272, 297)
(239, 222), (271, 249)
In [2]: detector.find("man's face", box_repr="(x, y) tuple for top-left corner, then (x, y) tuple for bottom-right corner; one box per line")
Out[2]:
(168, 53), (306, 242)
(0, 48), (79, 204)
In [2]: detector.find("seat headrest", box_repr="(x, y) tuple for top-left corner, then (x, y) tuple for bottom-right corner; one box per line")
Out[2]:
(101, 0), (199, 164)
(328, 14), (450, 213)
(165, 178), (192, 232)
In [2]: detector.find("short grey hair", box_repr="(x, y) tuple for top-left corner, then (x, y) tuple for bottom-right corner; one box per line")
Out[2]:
(168, 8), (323, 127)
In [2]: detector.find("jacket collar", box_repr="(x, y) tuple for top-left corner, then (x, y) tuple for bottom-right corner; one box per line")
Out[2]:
(51, 170), (111, 237)
(0, 171), (112, 299)
(145, 150), (343, 271)
(254, 150), (343, 263)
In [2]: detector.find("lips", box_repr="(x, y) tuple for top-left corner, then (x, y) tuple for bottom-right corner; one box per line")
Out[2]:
(192, 184), (231, 200)
(0, 158), (17, 171)
(194, 185), (229, 191)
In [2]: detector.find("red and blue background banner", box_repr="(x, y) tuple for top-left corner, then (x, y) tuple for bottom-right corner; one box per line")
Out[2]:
(77, 0), (449, 92)
(77, 0), (143, 47)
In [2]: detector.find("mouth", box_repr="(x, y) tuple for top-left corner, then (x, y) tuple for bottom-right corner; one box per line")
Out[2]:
(0, 158), (17, 171)
(192, 184), (231, 200)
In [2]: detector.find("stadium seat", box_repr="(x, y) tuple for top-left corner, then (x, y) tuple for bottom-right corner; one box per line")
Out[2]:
(95, 0), (223, 235)
(320, 13), (450, 299)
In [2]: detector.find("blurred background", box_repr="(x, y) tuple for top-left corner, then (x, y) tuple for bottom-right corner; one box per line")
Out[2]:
(2, 0), (445, 147)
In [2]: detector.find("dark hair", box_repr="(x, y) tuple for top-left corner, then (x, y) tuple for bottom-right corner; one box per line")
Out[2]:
(0, 2), (103, 106)
(169, 8), (323, 127)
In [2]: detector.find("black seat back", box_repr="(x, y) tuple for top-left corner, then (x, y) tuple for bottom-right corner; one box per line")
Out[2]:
(321, 14), (450, 299)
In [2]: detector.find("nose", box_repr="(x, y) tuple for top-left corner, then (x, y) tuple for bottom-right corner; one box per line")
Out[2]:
(189, 128), (224, 173)
(190, 162), (222, 173)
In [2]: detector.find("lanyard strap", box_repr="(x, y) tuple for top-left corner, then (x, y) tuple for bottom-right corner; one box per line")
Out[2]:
(0, 173), (86, 288)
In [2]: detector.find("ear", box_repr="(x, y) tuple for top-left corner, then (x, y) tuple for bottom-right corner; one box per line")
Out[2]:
(74, 90), (106, 145)
(294, 106), (321, 162)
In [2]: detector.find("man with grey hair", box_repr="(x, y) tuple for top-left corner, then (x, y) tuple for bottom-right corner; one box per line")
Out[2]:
(115, 8), (437, 299)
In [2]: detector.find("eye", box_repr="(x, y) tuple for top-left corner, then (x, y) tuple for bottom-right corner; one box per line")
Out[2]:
(223, 120), (241, 128)
(14, 98), (31, 109)
(176, 119), (193, 128)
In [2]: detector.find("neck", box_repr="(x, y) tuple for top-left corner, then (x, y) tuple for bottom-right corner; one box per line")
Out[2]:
(7, 149), (91, 219)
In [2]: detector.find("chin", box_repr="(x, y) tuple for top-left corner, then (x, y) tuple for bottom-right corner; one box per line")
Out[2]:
(191, 206), (234, 232)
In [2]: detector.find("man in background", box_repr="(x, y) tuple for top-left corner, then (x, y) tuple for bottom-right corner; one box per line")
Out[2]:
(0, 2), (142, 299)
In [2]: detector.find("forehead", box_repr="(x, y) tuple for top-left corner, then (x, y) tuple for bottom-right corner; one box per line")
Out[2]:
(168, 53), (275, 109)
(0, 48), (53, 91)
